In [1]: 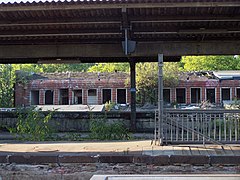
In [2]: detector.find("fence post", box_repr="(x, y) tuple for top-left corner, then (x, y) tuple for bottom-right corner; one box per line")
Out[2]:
(158, 54), (164, 145)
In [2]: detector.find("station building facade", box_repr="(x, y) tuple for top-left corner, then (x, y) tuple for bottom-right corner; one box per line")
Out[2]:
(163, 71), (240, 106)
(14, 71), (240, 107)
(14, 71), (131, 107)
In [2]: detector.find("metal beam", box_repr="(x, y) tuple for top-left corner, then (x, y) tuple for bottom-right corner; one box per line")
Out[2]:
(0, 17), (121, 27)
(0, 41), (239, 62)
(0, 2), (239, 12)
(130, 15), (240, 23)
(0, 15), (239, 27)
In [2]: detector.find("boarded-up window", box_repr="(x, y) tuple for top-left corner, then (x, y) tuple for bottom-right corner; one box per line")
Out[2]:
(176, 88), (186, 104)
(31, 90), (39, 105)
(59, 89), (68, 105)
(237, 88), (240, 99)
(73, 90), (82, 104)
(45, 90), (53, 105)
(222, 88), (231, 101)
(163, 89), (171, 104)
(117, 89), (126, 104)
(88, 89), (97, 105)
(206, 88), (215, 103)
(102, 89), (111, 104)
(191, 88), (201, 104)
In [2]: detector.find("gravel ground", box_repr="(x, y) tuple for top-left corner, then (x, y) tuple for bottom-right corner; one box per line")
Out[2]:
(0, 163), (239, 180)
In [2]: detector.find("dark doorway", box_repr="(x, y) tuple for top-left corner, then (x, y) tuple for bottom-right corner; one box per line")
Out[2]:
(191, 88), (201, 104)
(176, 88), (186, 104)
(163, 89), (171, 104)
(102, 89), (111, 104)
(117, 89), (126, 104)
(31, 90), (39, 105)
(73, 90), (82, 104)
(206, 88), (215, 103)
(237, 88), (240, 99)
(59, 89), (69, 105)
(45, 90), (53, 105)
(221, 88), (231, 101)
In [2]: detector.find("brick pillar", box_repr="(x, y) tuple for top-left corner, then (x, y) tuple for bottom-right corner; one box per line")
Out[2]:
(54, 89), (59, 105)
(39, 89), (45, 105)
(186, 87), (191, 104)
(98, 88), (101, 105)
(112, 88), (116, 104)
(83, 89), (87, 105)
(68, 88), (73, 105)
(232, 87), (235, 100)
(171, 88), (176, 103)
(201, 87), (205, 102)
(216, 87), (220, 104)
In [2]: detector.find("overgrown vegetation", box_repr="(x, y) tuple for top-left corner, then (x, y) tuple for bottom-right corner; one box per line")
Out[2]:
(9, 107), (55, 141)
(89, 115), (130, 140)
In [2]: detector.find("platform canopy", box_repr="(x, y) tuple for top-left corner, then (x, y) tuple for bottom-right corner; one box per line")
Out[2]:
(0, 0), (239, 63)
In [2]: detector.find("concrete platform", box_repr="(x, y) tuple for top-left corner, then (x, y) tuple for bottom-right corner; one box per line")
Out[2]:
(91, 174), (240, 180)
(0, 140), (240, 165)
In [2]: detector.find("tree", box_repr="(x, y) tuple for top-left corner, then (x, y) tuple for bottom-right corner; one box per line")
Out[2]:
(0, 64), (15, 108)
(181, 55), (240, 71)
(87, 63), (129, 72)
(136, 62), (181, 105)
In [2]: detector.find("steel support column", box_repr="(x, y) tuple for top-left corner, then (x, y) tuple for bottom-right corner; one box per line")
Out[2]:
(130, 60), (136, 132)
(158, 54), (164, 145)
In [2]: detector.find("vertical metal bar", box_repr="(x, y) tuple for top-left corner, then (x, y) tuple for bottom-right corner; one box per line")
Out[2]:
(214, 114), (216, 140)
(224, 113), (227, 141)
(181, 115), (184, 141)
(208, 114), (211, 138)
(219, 114), (222, 141)
(154, 110), (157, 142)
(176, 114), (179, 141)
(192, 114), (194, 141)
(197, 113), (200, 141)
(171, 113), (173, 142)
(235, 116), (238, 141)
(187, 114), (189, 141)
(202, 113), (205, 142)
(158, 54), (164, 145)
(229, 114), (232, 142)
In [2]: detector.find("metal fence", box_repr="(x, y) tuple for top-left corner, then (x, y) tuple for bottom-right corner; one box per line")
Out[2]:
(155, 109), (240, 144)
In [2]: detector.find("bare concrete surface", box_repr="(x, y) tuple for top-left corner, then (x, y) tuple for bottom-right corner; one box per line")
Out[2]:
(91, 174), (240, 180)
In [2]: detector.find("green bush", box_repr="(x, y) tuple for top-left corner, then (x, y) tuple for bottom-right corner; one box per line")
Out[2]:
(89, 117), (130, 140)
(9, 107), (55, 141)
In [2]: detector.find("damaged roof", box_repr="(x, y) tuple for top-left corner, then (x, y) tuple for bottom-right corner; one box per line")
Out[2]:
(213, 71), (240, 80)
(16, 71), (129, 81)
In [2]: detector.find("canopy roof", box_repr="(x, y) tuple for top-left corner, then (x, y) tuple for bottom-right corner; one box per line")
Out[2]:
(0, 0), (239, 63)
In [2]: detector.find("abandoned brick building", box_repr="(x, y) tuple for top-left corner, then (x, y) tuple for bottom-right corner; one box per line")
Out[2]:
(14, 71), (131, 107)
(14, 70), (240, 107)
(163, 71), (240, 106)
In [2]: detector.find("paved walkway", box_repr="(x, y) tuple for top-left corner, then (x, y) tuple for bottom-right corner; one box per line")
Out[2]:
(0, 140), (240, 165)
(0, 140), (240, 156)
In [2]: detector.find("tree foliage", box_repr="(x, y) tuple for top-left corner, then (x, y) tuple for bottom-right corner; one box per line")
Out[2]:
(181, 55), (240, 71)
(87, 63), (129, 72)
(136, 62), (181, 104)
(0, 64), (15, 108)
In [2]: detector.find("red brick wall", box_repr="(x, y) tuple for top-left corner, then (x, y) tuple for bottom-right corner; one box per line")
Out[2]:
(15, 76), (130, 106)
